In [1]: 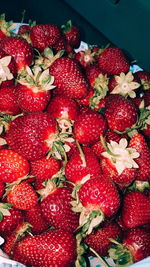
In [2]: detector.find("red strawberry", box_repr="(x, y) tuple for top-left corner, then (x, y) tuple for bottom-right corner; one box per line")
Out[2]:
(7, 181), (38, 210)
(134, 70), (150, 90)
(85, 64), (102, 88)
(30, 24), (61, 51)
(129, 133), (150, 181)
(40, 183), (79, 232)
(6, 112), (58, 161)
(18, 24), (31, 35)
(0, 149), (29, 183)
(74, 109), (107, 145)
(12, 229), (77, 267)
(49, 57), (89, 99)
(74, 49), (96, 68)
(0, 86), (20, 115)
(85, 221), (122, 256)
(61, 20), (80, 48)
(65, 146), (102, 184)
(98, 46), (130, 75)
(23, 203), (49, 234)
(109, 228), (150, 266)
(104, 94), (138, 132)
(121, 191), (150, 228)
(0, 36), (33, 71)
(0, 180), (4, 198)
(30, 156), (60, 182)
(0, 207), (23, 237)
(77, 175), (120, 234)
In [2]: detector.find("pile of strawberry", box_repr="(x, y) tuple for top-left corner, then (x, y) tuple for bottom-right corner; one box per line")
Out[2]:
(0, 13), (150, 267)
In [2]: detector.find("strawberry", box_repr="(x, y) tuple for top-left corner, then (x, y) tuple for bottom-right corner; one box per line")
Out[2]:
(65, 146), (102, 184)
(109, 228), (150, 266)
(76, 175), (120, 235)
(30, 24), (61, 51)
(0, 149), (30, 183)
(0, 36), (34, 71)
(30, 156), (60, 182)
(61, 20), (80, 48)
(85, 221), (122, 256)
(74, 49), (96, 68)
(134, 70), (150, 90)
(15, 66), (55, 112)
(6, 112), (58, 161)
(7, 181), (38, 210)
(74, 109), (107, 145)
(0, 180), (4, 198)
(85, 64), (102, 88)
(143, 90), (150, 107)
(104, 94), (138, 132)
(49, 57), (89, 99)
(23, 203), (49, 234)
(0, 85), (20, 115)
(18, 24), (31, 35)
(98, 46), (130, 75)
(121, 191), (150, 228)
(12, 229), (77, 267)
(129, 133), (150, 181)
(0, 207), (23, 237)
(40, 182), (79, 232)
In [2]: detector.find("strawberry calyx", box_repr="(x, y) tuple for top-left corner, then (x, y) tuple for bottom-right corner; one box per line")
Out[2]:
(0, 113), (23, 134)
(57, 117), (74, 134)
(110, 72), (140, 98)
(50, 167), (66, 187)
(0, 202), (12, 221)
(17, 65), (56, 92)
(0, 13), (14, 37)
(37, 179), (56, 201)
(108, 238), (134, 267)
(90, 74), (109, 110)
(35, 47), (64, 69)
(101, 136), (139, 175)
(4, 175), (33, 197)
(0, 56), (14, 84)
(128, 180), (150, 193)
(61, 20), (73, 34)
(75, 232), (88, 267)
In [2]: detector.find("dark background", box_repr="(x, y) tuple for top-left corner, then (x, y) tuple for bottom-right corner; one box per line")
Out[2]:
(1, 0), (150, 71)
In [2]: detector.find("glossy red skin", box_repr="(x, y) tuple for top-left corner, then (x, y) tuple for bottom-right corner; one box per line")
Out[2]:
(78, 175), (120, 218)
(0, 207), (23, 237)
(7, 181), (38, 210)
(47, 95), (79, 120)
(0, 180), (4, 198)
(0, 86), (20, 115)
(74, 110), (107, 145)
(121, 191), (150, 228)
(65, 146), (102, 184)
(98, 47), (130, 75)
(134, 71), (150, 90)
(18, 25), (31, 35)
(30, 156), (60, 182)
(15, 83), (51, 113)
(85, 221), (122, 256)
(129, 133), (150, 181)
(101, 158), (137, 186)
(64, 25), (80, 48)
(53, 35), (67, 53)
(6, 112), (58, 161)
(41, 186), (79, 232)
(0, 36), (33, 70)
(123, 228), (150, 263)
(23, 203), (49, 234)
(49, 57), (89, 99)
(85, 64), (102, 88)
(13, 229), (77, 267)
(30, 24), (61, 51)
(0, 149), (29, 183)
(104, 94), (138, 132)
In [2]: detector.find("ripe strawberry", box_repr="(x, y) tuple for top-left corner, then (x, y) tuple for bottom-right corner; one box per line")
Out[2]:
(7, 181), (38, 210)
(129, 133), (150, 181)
(49, 57), (89, 99)
(6, 112), (58, 161)
(104, 94), (138, 132)
(23, 203), (49, 234)
(74, 109), (107, 145)
(134, 70), (150, 90)
(12, 229), (77, 267)
(98, 46), (130, 75)
(121, 191), (150, 228)
(0, 180), (4, 198)
(30, 156), (60, 182)
(0, 86), (20, 115)
(40, 183), (79, 232)
(74, 49), (96, 68)
(109, 228), (150, 266)
(0, 36), (34, 71)
(85, 64), (102, 88)
(65, 146), (102, 184)
(0, 149), (29, 183)
(0, 207), (23, 237)
(77, 175), (120, 234)
(30, 24), (61, 51)
(61, 20), (80, 48)
(85, 221), (122, 256)
(18, 24), (31, 35)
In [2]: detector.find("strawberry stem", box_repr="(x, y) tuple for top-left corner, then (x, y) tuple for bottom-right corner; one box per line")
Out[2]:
(100, 135), (120, 157)
(76, 140), (86, 167)
(89, 247), (110, 267)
